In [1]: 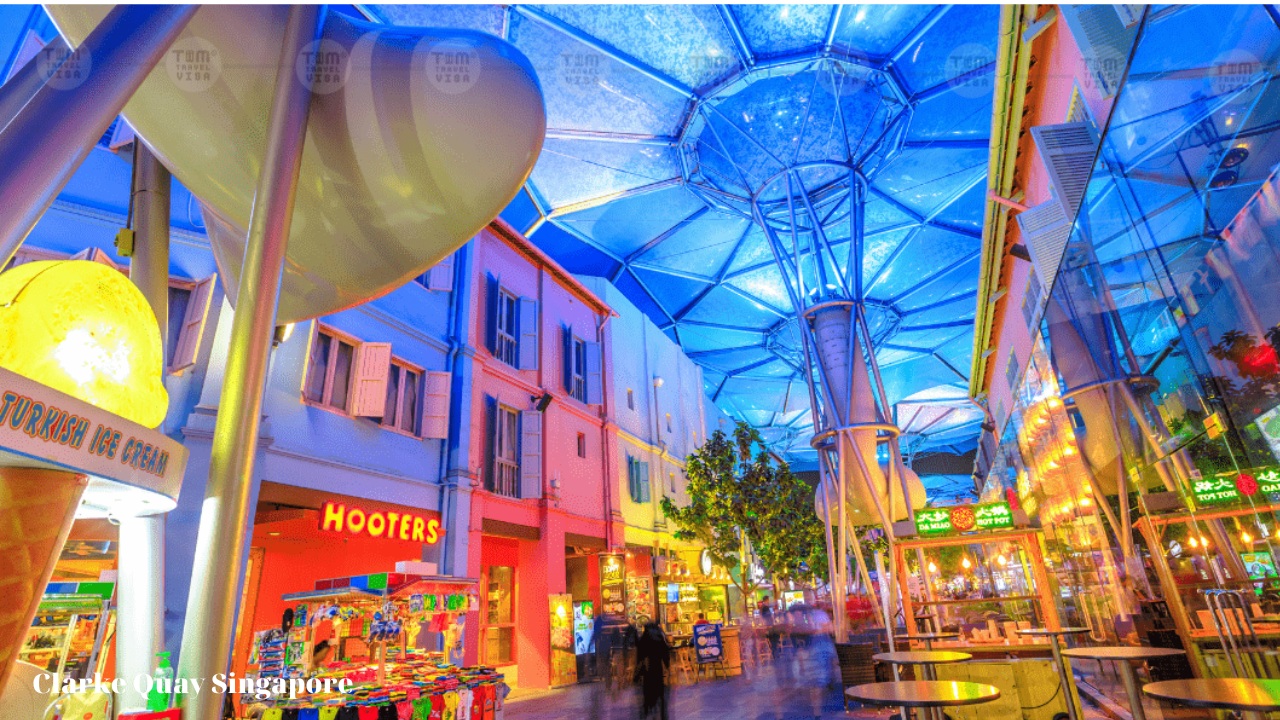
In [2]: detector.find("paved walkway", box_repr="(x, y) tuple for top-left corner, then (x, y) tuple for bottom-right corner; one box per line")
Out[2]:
(505, 639), (892, 720)
(504, 638), (1142, 720)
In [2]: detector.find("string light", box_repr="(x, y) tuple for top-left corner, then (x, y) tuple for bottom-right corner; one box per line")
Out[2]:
(927, 561), (938, 574)
(961, 556), (972, 570)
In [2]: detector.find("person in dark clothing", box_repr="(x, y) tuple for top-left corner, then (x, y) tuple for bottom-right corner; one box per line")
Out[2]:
(634, 622), (671, 720)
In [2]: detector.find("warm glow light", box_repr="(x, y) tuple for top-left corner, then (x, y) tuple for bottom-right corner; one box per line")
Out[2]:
(961, 557), (972, 570)
(996, 554), (1007, 567)
(1241, 530), (1254, 544)
(1201, 535), (1210, 548)
(927, 561), (938, 573)
(0, 260), (168, 427)
(1189, 536), (1199, 548)
(1079, 497), (1093, 507)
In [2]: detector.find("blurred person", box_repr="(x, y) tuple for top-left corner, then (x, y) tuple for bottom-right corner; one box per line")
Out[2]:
(634, 622), (671, 720)
(693, 613), (708, 626)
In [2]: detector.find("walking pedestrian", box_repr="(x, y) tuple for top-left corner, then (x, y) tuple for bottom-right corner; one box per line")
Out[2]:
(634, 621), (671, 720)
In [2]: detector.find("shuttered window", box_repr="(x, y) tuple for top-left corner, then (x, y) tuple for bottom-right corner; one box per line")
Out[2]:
(570, 338), (587, 402)
(305, 329), (357, 411)
(486, 276), (538, 370)
(414, 252), (455, 292)
(380, 362), (423, 435)
(563, 328), (603, 405)
(491, 404), (520, 497)
(628, 455), (650, 504)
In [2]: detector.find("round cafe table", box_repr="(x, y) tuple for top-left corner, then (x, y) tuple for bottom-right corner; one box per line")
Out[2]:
(1061, 646), (1186, 720)
(846, 680), (1000, 720)
(873, 651), (975, 720)
(1016, 627), (1091, 720)
(1144, 678), (1280, 720)
(896, 631), (960, 650)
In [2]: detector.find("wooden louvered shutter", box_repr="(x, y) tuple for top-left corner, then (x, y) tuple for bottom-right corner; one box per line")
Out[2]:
(517, 297), (538, 370)
(520, 410), (542, 499)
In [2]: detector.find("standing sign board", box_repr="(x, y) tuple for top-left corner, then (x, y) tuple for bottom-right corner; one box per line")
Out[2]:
(692, 623), (723, 664)
(599, 553), (626, 616)
(549, 594), (577, 686)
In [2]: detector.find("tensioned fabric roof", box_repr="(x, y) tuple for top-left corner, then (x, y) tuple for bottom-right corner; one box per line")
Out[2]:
(370, 4), (999, 461)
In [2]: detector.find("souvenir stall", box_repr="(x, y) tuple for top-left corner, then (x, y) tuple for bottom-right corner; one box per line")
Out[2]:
(237, 571), (506, 718)
(0, 260), (187, 719)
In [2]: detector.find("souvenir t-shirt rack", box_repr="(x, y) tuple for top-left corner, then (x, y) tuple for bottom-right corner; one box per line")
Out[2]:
(244, 573), (507, 720)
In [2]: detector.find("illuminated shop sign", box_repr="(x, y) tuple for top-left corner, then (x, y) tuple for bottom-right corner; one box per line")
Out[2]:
(915, 502), (1014, 536)
(1192, 469), (1280, 507)
(319, 501), (441, 543)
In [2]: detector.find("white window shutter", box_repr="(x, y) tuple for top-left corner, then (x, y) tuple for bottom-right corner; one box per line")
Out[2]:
(349, 342), (392, 417)
(517, 297), (538, 370)
(1058, 5), (1138, 98)
(520, 410), (542, 499)
(170, 274), (216, 372)
(421, 371), (452, 440)
(1031, 123), (1097, 220)
(1016, 201), (1072, 290)
(427, 253), (455, 291)
(584, 341), (602, 405)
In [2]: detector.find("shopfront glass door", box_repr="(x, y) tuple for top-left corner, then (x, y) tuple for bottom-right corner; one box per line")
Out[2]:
(484, 566), (515, 665)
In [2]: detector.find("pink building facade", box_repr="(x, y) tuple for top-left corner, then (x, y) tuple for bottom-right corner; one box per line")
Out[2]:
(459, 220), (623, 689)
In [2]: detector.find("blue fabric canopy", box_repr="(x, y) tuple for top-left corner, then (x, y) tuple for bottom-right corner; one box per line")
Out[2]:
(371, 4), (996, 461)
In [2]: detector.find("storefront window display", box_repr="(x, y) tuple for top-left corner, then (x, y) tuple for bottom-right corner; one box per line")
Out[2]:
(983, 5), (1280, 675)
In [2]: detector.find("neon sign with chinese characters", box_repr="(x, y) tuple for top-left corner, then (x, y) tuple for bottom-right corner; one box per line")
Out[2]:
(1192, 469), (1280, 507)
(914, 502), (1014, 536)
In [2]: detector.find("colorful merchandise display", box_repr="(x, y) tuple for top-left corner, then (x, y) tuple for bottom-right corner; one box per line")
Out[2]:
(237, 573), (506, 720)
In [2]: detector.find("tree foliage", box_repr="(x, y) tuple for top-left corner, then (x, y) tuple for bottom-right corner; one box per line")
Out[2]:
(661, 421), (828, 597)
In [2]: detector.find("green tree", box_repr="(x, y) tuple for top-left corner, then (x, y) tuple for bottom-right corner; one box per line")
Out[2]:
(661, 421), (829, 601)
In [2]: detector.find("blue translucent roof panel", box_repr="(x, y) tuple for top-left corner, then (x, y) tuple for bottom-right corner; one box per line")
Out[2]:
(830, 5), (933, 59)
(507, 10), (692, 136)
(730, 4), (831, 59)
(633, 212), (750, 280)
(373, 4), (505, 34)
(534, 4), (742, 90)
(557, 183), (705, 258)
(361, 3), (997, 459)
(530, 139), (681, 211)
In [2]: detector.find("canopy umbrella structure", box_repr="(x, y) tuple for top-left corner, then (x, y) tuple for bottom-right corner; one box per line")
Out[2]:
(370, 3), (996, 466)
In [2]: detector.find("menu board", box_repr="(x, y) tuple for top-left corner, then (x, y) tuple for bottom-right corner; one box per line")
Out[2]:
(625, 576), (654, 624)
(692, 623), (723, 664)
(599, 554), (626, 616)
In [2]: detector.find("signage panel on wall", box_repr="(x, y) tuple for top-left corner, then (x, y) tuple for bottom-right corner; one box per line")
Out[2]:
(915, 502), (1014, 536)
(1192, 468), (1280, 507)
(599, 553), (626, 616)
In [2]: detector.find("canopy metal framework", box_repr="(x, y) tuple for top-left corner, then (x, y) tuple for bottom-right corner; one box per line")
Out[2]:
(369, 3), (999, 467)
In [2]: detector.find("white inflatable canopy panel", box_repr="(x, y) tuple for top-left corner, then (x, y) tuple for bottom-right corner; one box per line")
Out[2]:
(46, 6), (546, 323)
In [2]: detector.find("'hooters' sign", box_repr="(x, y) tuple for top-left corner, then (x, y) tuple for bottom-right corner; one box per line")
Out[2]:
(319, 501), (442, 544)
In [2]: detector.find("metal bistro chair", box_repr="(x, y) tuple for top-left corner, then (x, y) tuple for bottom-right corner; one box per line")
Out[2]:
(1203, 589), (1278, 678)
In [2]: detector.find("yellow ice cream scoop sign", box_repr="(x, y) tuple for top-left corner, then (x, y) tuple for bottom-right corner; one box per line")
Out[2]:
(0, 260), (169, 428)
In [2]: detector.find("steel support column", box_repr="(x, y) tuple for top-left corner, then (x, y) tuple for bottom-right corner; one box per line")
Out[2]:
(176, 8), (321, 720)
(116, 142), (173, 714)
(0, 4), (195, 268)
